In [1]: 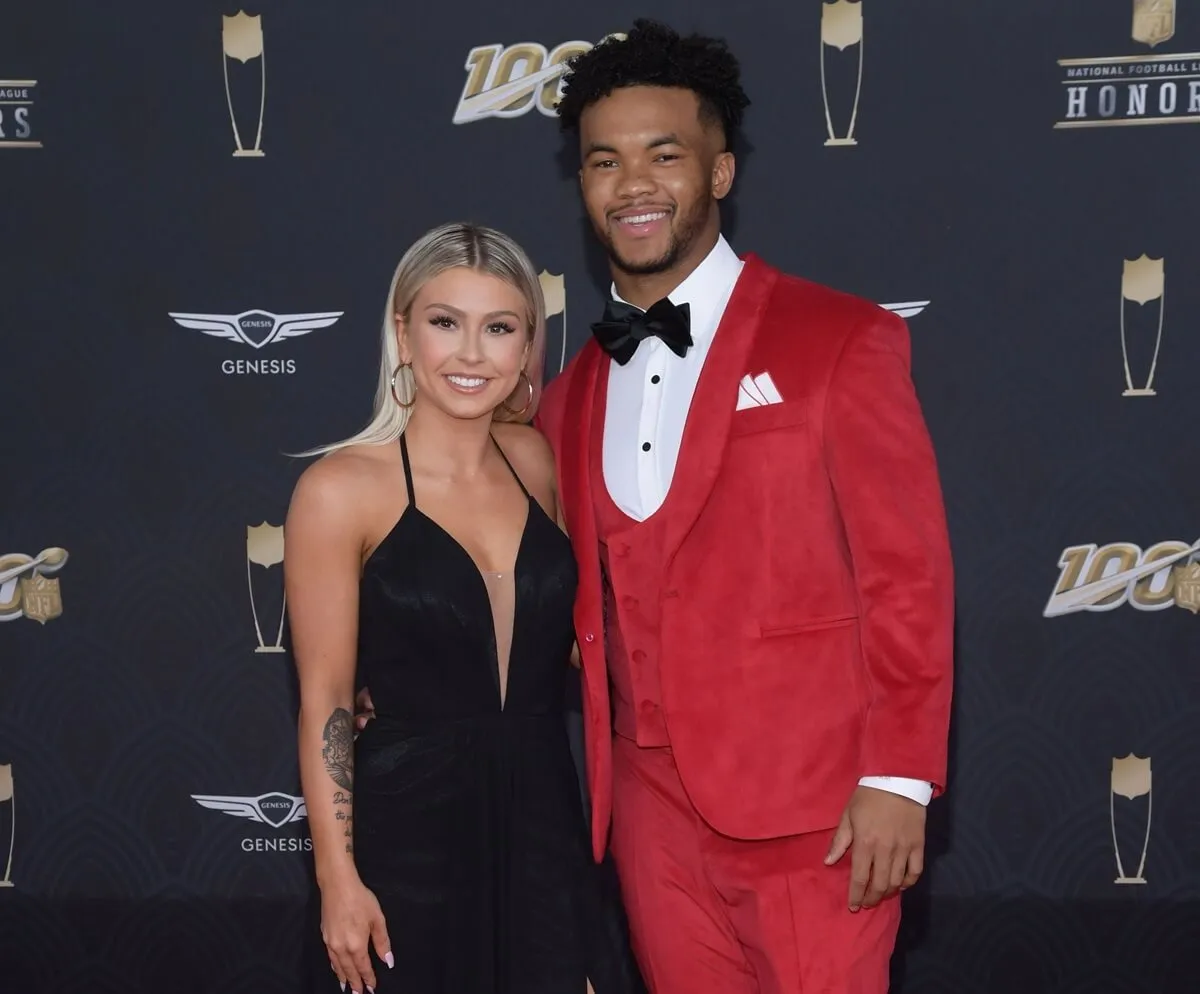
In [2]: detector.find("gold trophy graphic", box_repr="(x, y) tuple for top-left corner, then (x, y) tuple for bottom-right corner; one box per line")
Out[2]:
(1110, 754), (1152, 885)
(0, 764), (13, 887)
(222, 11), (266, 157)
(820, 0), (864, 146)
(1120, 255), (1165, 397)
(246, 522), (286, 653)
(538, 271), (567, 376)
(1132, 0), (1176, 48)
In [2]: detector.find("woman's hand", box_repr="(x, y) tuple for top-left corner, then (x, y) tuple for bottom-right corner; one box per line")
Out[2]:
(354, 687), (376, 734)
(320, 876), (393, 993)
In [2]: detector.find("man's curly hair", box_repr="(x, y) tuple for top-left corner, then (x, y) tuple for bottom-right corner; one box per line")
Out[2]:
(556, 19), (750, 151)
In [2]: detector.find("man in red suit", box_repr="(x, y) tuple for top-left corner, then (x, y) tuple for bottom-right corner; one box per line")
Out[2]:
(534, 19), (955, 994)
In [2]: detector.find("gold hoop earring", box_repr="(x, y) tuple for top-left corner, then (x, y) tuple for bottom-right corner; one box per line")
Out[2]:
(502, 369), (534, 417)
(390, 362), (415, 409)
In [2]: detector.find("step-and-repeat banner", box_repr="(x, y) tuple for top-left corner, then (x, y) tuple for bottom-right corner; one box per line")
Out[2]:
(2, 2), (1198, 991)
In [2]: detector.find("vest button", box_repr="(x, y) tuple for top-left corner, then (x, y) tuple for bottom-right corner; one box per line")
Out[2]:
(584, 633), (595, 643)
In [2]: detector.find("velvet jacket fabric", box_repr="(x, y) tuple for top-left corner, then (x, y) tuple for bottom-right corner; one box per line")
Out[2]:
(536, 254), (955, 861)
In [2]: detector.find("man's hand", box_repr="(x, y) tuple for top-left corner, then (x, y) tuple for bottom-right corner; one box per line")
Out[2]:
(824, 785), (925, 912)
(354, 687), (376, 734)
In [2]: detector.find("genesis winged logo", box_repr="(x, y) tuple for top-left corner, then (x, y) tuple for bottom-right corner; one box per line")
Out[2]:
(168, 310), (343, 349)
(191, 792), (307, 829)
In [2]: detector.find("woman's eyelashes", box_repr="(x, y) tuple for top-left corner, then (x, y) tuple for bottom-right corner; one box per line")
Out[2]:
(428, 314), (517, 335)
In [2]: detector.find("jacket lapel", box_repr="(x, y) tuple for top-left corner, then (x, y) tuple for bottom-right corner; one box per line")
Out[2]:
(559, 341), (606, 632)
(661, 254), (778, 558)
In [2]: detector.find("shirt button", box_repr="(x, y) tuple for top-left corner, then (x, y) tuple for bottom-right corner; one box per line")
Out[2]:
(622, 595), (638, 610)
(650, 374), (661, 384)
(641, 442), (651, 452)
(632, 649), (647, 664)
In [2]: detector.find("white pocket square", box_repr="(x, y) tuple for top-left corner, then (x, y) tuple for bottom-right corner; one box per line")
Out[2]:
(735, 371), (784, 410)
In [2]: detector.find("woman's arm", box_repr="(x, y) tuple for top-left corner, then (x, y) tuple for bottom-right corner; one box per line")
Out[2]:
(286, 460), (362, 887)
(286, 458), (390, 993)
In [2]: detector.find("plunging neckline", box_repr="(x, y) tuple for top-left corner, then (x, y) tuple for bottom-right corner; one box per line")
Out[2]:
(411, 504), (531, 710)
(397, 433), (534, 710)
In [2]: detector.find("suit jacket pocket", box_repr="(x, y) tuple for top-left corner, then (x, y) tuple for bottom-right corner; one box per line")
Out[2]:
(758, 612), (858, 638)
(728, 402), (807, 437)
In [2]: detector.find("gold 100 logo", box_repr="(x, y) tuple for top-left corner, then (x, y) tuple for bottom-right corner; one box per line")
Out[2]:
(1043, 539), (1200, 616)
(452, 35), (623, 125)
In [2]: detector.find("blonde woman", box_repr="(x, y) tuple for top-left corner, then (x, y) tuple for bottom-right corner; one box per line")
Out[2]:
(287, 223), (641, 994)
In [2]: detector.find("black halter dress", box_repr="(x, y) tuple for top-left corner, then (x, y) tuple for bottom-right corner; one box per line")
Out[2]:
(306, 433), (643, 994)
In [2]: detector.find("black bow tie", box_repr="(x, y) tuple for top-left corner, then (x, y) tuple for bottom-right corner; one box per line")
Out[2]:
(590, 297), (693, 366)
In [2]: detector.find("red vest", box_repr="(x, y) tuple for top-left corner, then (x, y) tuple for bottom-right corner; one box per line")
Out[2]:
(590, 367), (671, 746)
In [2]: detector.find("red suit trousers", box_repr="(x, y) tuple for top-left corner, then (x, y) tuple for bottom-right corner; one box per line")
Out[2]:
(610, 736), (900, 994)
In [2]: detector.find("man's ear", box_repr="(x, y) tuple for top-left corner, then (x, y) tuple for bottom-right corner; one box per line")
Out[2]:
(712, 151), (736, 201)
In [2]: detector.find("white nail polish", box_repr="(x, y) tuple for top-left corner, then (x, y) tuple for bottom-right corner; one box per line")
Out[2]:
(385, 952), (394, 969)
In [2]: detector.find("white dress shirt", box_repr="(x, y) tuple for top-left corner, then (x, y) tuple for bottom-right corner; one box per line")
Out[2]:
(601, 235), (933, 807)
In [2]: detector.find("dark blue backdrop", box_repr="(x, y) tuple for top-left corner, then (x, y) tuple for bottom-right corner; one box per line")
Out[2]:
(2, 2), (1198, 991)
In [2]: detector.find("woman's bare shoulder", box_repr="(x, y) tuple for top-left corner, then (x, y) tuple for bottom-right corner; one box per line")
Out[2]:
(290, 443), (402, 522)
(491, 422), (555, 478)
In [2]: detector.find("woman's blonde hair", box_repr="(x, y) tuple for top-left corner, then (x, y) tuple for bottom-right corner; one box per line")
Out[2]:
(301, 222), (546, 457)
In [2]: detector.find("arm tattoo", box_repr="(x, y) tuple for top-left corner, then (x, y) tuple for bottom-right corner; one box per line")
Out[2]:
(333, 790), (354, 855)
(322, 709), (355, 855)
(321, 707), (354, 791)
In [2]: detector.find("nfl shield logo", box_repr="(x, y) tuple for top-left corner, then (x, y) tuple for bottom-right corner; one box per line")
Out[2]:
(20, 575), (62, 624)
(1173, 563), (1200, 614)
(1132, 0), (1175, 48)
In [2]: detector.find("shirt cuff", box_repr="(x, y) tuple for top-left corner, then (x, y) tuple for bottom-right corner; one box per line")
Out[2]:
(858, 776), (933, 806)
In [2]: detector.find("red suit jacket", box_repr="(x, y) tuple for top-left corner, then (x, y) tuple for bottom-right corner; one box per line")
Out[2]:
(537, 254), (955, 861)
